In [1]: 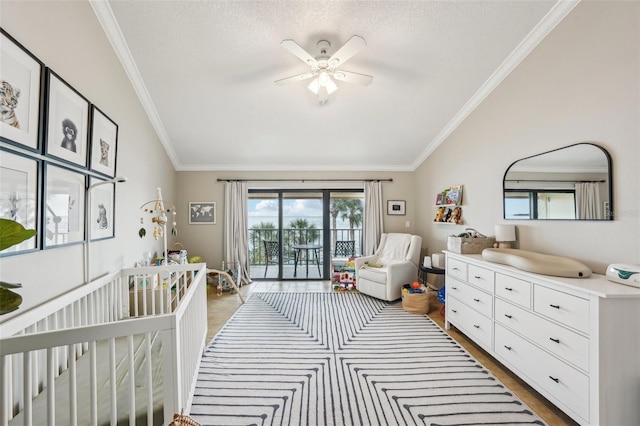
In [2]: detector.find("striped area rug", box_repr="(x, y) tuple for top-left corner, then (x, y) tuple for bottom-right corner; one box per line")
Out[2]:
(191, 292), (545, 425)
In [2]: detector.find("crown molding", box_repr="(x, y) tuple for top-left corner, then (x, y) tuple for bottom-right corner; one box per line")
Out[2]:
(89, 0), (180, 169)
(412, 0), (581, 171)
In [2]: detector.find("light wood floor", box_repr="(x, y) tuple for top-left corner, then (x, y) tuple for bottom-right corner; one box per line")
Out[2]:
(206, 280), (577, 426)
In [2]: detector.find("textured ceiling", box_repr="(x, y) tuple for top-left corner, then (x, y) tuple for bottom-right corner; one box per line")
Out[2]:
(95, 1), (574, 171)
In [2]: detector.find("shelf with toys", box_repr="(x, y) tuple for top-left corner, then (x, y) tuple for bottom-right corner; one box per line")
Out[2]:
(434, 185), (464, 225)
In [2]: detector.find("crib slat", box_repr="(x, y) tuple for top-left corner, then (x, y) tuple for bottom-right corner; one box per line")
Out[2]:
(145, 332), (153, 425)
(68, 344), (77, 426)
(109, 338), (117, 426)
(127, 335), (135, 426)
(90, 340), (97, 426)
(46, 348), (55, 426)
(23, 352), (32, 426)
(1, 355), (7, 426)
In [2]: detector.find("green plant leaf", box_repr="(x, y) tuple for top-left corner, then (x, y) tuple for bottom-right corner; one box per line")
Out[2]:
(0, 218), (37, 252)
(0, 287), (22, 315)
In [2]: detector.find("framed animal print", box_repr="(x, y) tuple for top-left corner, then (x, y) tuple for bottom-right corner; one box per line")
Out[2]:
(0, 29), (45, 152)
(43, 162), (86, 249)
(0, 147), (40, 256)
(89, 106), (118, 178)
(89, 176), (115, 241)
(44, 69), (90, 168)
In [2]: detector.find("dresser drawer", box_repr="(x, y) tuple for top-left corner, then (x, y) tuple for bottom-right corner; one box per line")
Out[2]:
(495, 299), (589, 371)
(447, 258), (467, 282)
(534, 285), (589, 334)
(495, 273), (531, 308)
(468, 265), (495, 293)
(447, 278), (493, 318)
(495, 324), (589, 421)
(447, 296), (493, 350)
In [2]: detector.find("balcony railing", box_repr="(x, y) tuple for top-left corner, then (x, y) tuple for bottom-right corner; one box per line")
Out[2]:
(248, 228), (362, 267)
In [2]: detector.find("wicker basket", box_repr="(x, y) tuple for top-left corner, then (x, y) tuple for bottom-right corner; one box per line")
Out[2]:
(447, 235), (495, 254)
(170, 410), (201, 426)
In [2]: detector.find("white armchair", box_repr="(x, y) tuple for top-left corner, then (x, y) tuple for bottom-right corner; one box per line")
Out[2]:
(354, 233), (422, 301)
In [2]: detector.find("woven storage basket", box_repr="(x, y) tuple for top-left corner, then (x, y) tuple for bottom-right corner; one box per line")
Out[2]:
(447, 235), (495, 254)
(171, 410), (201, 426)
(401, 284), (430, 315)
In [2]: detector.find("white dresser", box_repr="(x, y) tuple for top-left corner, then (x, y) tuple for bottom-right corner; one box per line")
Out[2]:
(444, 251), (640, 426)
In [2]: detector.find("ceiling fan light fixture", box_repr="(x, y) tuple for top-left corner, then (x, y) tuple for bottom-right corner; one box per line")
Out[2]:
(325, 77), (338, 94)
(308, 78), (320, 94)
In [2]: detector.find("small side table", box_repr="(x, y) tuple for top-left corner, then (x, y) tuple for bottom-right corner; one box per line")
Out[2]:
(419, 265), (446, 317)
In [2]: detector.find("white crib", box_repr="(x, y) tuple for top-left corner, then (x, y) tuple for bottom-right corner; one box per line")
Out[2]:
(0, 263), (208, 426)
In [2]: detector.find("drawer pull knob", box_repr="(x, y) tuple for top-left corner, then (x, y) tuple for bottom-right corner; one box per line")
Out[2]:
(504, 287), (513, 291)
(474, 275), (481, 279)
(549, 338), (560, 344)
(473, 298), (480, 302)
(453, 267), (459, 271)
(452, 309), (457, 313)
(504, 314), (512, 319)
(504, 345), (512, 351)
(452, 286), (458, 290)
(550, 304), (560, 309)
(549, 376), (560, 383)
(473, 324), (480, 328)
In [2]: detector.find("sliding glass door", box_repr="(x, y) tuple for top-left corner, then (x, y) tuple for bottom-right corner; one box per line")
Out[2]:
(248, 189), (363, 280)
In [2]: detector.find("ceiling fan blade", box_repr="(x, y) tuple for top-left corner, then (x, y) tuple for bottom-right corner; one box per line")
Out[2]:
(332, 70), (373, 86)
(280, 39), (318, 67)
(274, 72), (316, 86)
(328, 35), (366, 68)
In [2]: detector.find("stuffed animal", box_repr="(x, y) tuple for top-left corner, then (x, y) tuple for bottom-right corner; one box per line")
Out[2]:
(448, 206), (462, 224)
(434, 206), (445, 222)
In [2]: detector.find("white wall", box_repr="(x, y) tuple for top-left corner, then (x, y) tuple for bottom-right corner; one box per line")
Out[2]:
(415, 1), (640, 274)
(0, 1), (177, 321)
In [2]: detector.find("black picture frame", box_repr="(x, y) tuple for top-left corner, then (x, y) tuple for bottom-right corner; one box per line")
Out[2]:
(43, 162), (86, 249)
(0, 147), (41, 256)
(44, 69), (90, 168)
(0, 29), (45, 152)
(89, 106), (118, 178)
(88, 176), (116, 241)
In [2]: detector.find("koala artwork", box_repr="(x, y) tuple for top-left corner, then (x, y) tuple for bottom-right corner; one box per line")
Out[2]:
(61, 118), (78, 153)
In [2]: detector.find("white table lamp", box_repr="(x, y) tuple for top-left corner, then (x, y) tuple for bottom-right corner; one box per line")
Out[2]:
(495, 224), (516, 248)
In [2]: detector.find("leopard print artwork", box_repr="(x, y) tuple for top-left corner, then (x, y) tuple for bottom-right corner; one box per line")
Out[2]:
(0, 80), (20, 128)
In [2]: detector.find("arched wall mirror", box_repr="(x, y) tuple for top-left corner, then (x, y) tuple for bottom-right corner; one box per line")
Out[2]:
(503, 143), (613, 220)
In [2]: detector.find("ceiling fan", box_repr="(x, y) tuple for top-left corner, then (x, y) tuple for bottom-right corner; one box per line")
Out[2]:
(275, 35), (373, 104)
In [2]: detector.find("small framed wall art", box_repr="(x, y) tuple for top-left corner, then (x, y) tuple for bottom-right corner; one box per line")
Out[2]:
(89, 106), (118, 178)
(189, 201), (216, 224)
(89, 176), (115, 241)
(0, 148), (40, 256)
(0, 29), (45, 152)
(44, 69), (90, 168)
(387, 200), (406, 216)
(43, 162), (86, 248)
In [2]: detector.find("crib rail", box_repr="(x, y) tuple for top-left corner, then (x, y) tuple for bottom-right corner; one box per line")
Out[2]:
(0, 263), (207, 426)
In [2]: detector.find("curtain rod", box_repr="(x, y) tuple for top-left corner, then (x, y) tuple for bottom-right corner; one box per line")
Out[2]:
(217, 178), (393, 183)
(505, 179), (606, 183)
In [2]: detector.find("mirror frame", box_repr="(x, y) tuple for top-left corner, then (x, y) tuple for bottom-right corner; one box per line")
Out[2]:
(503, 143), (613, 221)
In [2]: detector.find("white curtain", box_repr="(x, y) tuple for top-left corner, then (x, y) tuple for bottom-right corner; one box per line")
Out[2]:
(224, 181), (251, 284)
(363, 181), (384, 255)
(575, 182), (601, 219)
